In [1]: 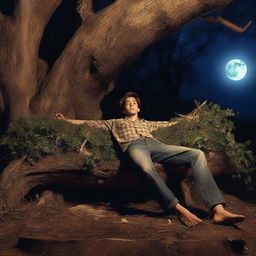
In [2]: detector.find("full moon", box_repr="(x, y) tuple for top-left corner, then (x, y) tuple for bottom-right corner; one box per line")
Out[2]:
(225, 59), (247, 81)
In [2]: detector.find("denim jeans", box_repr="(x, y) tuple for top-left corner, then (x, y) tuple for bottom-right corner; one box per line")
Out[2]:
(126, 138), (225, 211)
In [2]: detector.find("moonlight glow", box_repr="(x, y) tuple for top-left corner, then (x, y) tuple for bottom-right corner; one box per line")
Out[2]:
(225, 59), (247, 81)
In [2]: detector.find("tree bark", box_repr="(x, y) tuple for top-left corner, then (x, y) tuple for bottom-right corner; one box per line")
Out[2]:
(0, 151), (233, 212)
(0, 0), (61, 121)
(32, 0), (233, 119)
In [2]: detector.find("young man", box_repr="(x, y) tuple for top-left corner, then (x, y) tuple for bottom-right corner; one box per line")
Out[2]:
(55, 92), (245, 227)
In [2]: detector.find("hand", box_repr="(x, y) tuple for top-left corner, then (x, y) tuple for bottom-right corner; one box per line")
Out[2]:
(184, 114), (199, 121)
(54, 113), (66, 120)
(175, 113), (199, 121)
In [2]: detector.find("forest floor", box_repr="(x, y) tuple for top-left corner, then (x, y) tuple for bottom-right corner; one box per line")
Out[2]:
(0, 192), (255, 256)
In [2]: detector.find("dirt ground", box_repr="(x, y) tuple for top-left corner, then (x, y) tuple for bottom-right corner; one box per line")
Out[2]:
(0, 193), (255, 256)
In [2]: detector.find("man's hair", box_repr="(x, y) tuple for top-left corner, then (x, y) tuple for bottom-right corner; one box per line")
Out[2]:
(119, 91), (141, 109)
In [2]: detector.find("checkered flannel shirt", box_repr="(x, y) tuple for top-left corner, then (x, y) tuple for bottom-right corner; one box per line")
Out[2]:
(83, 117), (177, 151)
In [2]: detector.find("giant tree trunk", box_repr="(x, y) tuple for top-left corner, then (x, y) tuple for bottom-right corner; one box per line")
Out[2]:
(0, 151), (233, 212)
(0, 0), (233, 122)
(0, 0), (61, 121)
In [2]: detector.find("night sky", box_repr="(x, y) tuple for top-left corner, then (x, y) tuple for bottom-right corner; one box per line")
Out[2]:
(179, 3), (256, 121)
(98, 0), (256, 149)
(102, 0), (256, 121)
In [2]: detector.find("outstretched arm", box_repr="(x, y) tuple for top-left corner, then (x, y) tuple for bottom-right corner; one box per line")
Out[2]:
(147, 120), (178, 132)
(54, 113), (88, 125)
(148, 113), (199, 132)
(54, 113), (112, 130)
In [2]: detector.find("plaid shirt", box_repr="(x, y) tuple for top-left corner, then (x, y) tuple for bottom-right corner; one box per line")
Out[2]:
(84, 117), (177, 151)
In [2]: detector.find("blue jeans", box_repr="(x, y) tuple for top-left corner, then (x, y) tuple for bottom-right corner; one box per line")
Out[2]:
(126, 138), (225, 211)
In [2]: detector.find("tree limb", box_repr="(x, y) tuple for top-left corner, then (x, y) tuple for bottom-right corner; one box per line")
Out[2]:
(0, 149), (233, 212)
(201, 16), (253, 33)
(33, 0), (234, 119)
(175, 101), (207, 120)
(77, 0), (94, 21)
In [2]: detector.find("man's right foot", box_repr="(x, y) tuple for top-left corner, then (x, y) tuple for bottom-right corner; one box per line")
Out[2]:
(174, 203), (202, 227)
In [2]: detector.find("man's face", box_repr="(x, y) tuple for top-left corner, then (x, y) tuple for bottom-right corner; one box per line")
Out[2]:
(123, 97), (140, 117)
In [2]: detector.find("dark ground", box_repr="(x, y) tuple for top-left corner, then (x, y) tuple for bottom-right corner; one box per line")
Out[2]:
(0, 192), (255, 256)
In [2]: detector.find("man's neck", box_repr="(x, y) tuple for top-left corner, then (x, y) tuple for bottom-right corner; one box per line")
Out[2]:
(125, 114), (138, 121)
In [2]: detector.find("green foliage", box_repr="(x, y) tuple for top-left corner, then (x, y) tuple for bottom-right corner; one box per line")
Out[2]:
(0, 116), (117, 166)
(153, 102), (256, 186)
(1, 116), (59, 160)
(82, 125), (117, 169)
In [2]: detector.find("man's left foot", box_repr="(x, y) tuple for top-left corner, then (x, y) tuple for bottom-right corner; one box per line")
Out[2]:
(213, 209), (245, 225)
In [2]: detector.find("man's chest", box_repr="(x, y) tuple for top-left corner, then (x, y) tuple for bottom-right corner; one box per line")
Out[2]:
(114, 120), (151, 135)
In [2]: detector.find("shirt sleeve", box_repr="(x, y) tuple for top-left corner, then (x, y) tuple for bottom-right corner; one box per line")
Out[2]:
(146, 120), (178, 132)
(82, 119), (115, 131)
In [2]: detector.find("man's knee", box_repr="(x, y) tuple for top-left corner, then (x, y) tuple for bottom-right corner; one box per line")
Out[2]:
(129, 154), (155, 173)
(190, 149), (207, 165)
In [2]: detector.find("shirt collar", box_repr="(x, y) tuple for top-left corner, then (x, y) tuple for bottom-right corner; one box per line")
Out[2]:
(125, 116), (140, 122)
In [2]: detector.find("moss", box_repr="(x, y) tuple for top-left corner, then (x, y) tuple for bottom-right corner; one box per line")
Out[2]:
(81, 124), (117, 169)
(0, 116), (117, 166)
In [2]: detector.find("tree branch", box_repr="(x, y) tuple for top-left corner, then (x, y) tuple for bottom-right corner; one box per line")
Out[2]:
(175, 101), (207, 120)
(201, 16), (253, 33)
(33, 0), (236, 119)
(77, 0), (94, 21)
(0, 149), (233, 212)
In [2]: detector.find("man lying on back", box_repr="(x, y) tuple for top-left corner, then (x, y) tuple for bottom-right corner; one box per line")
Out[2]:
(55, 91), (245, 227)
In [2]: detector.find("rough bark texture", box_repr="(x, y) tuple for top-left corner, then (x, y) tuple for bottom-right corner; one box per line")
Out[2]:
(0, 0), (234, 122)
(0, 0), (61, 121)
(0, 151), (233, 212)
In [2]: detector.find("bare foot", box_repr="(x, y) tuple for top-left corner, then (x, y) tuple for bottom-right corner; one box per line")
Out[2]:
(174, 203), (202, 227)
(213, 204), (245, 225)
